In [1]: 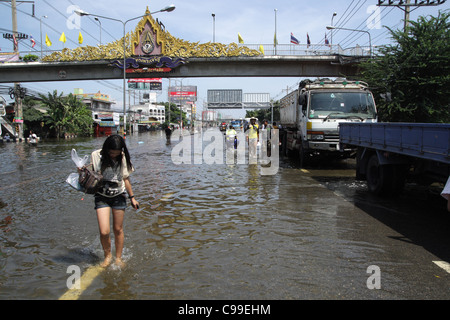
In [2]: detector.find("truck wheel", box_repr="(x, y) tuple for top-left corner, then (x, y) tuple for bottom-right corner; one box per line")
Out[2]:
(366, 154), (393, 195)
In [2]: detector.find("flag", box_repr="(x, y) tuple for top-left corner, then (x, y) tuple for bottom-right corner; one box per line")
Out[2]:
(59, 32), (67, 44)
(45, 33), (52, 47)
(30, 35), (36, 48)
(78, 32), (83, 45)
(238, 33), (244, 44)
(274, 32), (278, 47)
(307, 33), (311, 48)
(259, 44), (265, 55)
(325, 33), (330, 47)
(290, 33), (299, 45)
(13, 34), (18, 51)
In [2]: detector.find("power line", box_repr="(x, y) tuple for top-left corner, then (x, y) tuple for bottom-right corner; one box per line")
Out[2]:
(331, 0), (369, 40)
(318, 0), (365, 48)
(65, 0), (117, 43)
(339, 6), (392, 47)
(41, 0), (98, 45)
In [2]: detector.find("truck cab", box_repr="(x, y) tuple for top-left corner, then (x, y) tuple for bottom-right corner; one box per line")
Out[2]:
(281, 78), (377, 166)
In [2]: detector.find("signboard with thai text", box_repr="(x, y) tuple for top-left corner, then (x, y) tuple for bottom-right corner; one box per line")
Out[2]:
(128, 78), (162, 91)
(169, 86), (197, 103)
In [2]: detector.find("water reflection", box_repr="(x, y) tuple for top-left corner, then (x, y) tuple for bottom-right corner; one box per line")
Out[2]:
(1, 131), (447, 299)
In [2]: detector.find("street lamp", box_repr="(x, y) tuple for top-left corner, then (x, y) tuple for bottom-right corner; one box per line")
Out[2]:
(39, 15), (47, 59)
(330, 12), (337, 48)
(211, 13), (215, 43)
(170, 78), (185, 138)
(75, 5), (176, 136)
(94, 17), (102, 45)
(326, 25), (372, 58)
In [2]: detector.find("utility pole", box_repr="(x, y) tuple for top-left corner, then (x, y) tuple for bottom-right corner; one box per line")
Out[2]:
(168, 78), (171, 124)
(377, 0), (447, 32)
(11, 0), (24, 141)
(404, 0), (411, 31)
(3, 0), (35, 140)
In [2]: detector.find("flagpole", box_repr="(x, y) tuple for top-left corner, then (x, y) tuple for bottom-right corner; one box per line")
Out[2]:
(274, 9), (277, 55)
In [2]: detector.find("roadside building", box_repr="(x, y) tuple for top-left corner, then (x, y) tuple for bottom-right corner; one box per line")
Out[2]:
(74, 88), (120, 137)
(129, 102), (165, 132)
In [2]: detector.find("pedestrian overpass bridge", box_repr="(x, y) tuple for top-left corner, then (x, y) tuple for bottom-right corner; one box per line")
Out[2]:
(0, 51), (366, 83)
(0, 7), (369, 83)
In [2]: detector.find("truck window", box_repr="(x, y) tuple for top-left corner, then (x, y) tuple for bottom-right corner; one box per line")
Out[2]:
(309, 92), (376, 119)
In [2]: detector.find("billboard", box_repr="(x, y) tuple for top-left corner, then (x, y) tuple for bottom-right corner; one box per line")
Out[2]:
(243, 93), (272, 109)
(207, 89), (243, 109)
(169, 86), (197, 103)
(128, 78), (162, 91)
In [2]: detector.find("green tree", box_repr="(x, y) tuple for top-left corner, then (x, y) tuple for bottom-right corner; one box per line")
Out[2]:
(63, 93), (93, 136)
(161, 102), (186, 124)
(22, 96), (46, 134)
(39, 90), (93, 137)
(360, 11), (450, 123)
(39, 90), (64, 137)
(22, 54), (39, 62)
(245, 101), (280, 123)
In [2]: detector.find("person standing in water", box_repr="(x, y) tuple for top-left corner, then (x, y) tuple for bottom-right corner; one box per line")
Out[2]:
(91, 135), (139, 268)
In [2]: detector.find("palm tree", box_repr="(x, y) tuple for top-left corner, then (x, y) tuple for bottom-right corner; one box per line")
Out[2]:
(39, 90), (93, 137)
(39, 90), (65, 137)
(63, 93), (93, 136)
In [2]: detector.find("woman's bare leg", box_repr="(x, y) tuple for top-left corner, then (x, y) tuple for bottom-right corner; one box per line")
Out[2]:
(96, 207), (112, 267)
(112, 208), (125, 267)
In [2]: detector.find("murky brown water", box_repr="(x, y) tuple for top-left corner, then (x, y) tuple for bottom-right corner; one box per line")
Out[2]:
(0, 130), (449, 300)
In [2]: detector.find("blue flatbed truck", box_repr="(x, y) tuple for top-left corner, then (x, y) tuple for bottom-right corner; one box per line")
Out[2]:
(339, 123), (450, 195)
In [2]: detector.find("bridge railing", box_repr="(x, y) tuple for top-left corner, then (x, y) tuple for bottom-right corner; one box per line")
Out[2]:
(1, 116), (16, 136)
(6, 43), (374, 62)
(239, 43), (373, 57)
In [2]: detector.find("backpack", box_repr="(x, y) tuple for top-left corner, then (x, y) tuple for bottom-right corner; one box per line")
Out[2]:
(78, 164), (103, 194)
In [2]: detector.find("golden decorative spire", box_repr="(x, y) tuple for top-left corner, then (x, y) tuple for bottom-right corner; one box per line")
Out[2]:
(42, 8), (260, 62)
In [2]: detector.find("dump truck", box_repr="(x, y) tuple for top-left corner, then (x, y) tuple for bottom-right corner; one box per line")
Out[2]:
(279, 78), (378, 166)
(339, 122), (450, 195)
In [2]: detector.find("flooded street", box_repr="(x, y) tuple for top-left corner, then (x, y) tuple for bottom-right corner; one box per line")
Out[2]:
(0, 130), (449, 300)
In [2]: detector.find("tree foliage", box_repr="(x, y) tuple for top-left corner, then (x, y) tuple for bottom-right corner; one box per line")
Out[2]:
(360, 11), (450, 123)
(23, 97), (45, 122)
(39, 90), (93, 137)
(161, 102), (186, 124)
(245, 101), (280, 123)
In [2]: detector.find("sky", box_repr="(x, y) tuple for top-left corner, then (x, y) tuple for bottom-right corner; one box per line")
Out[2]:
(0, 0), (448, 119)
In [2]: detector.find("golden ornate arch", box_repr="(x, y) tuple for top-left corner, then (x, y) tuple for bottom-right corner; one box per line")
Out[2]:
(42, 7), (261, 62)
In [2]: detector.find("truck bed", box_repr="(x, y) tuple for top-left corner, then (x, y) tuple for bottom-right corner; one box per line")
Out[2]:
(340, 123), (450, 165)
(279, 90), (298, 127)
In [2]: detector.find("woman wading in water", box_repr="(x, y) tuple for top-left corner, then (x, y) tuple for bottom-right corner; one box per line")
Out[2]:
(91, 135), (139, 268)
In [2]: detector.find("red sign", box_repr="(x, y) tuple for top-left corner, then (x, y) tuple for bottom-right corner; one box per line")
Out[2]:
(169, 91), (197, 97)
(126, 68), (171, 73)
(128, 78), (162, 83)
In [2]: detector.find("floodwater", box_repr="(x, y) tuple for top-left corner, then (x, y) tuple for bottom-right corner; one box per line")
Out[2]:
(0, 129), (449, 300)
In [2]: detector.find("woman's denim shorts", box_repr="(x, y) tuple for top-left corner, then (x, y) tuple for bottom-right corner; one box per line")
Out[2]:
(94, 193), (127, 210)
